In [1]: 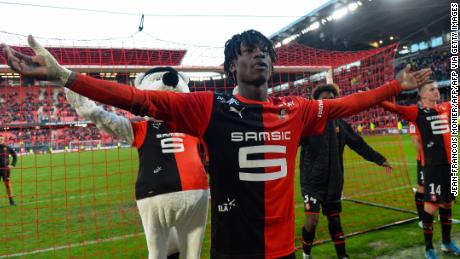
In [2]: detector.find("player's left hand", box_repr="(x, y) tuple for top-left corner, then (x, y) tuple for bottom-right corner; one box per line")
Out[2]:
(381, 160), (392, 174)
(396, 64), (432, 90)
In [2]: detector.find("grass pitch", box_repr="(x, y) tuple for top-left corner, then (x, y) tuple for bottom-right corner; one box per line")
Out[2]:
(0, 134), (457, 258)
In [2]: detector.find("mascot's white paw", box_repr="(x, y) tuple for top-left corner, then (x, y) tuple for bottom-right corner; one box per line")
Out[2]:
(134, 67), (190, 93)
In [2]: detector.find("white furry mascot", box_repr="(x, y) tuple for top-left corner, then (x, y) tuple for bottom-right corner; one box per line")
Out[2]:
(65, 67), (209, 259)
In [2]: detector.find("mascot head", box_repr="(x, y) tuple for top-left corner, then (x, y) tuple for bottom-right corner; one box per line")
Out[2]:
(134, 67), (190, 93)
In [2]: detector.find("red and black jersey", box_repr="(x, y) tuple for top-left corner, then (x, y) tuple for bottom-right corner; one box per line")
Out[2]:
(67, 73), (402, 258)
(130, 119), (209, 200)
(382, 102), (450, 166)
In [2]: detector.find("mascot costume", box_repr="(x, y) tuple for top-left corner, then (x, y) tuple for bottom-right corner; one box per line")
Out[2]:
(65, 67), (209, 259)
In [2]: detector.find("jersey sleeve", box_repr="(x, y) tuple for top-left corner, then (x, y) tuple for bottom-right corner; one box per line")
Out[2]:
(298, 97), (329, 136)
(324, 80), (403, 119)
(66, 73), (214, 137)
(131, 121), (148, 149)
(380, 101), (418, 122)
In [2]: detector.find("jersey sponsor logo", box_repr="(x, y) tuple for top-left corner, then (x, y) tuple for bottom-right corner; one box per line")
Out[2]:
(217, 198), (236, 212)
(150, 121), (162, 130)
(160, 138), (185, 153)
(231, 131), (291, 142)
(153, 166), (162, 174)
(238, 145), (287, 181)
(156, 133), (185, 139)
(317, 100), (324, 118)
(229, 106), (245, 118)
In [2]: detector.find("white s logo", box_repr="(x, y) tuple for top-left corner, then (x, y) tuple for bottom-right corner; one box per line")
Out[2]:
(238, 145), (287, 181)
(160, 138), (184, 153)
(430, 119), (449, 135)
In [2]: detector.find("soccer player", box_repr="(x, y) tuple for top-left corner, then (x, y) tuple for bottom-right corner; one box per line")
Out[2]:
(300, 84), (392, 259)
(1, 31), (431, 258)
(409, 120), (426, 228)
(65, 66), (209, 259)
(381, 80), (459, 258)
(0, 135), (17, 206)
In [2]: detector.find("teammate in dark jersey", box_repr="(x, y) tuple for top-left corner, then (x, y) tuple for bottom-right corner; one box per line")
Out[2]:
(1, 32), (431, 259)
(299, 84), (391, 259)
(0, 135), (17, 206)
(409, 120), (426, 228)
(382, 80), (459, 258)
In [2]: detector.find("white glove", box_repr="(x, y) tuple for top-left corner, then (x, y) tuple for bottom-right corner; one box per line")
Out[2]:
(27, 36), (72, 86)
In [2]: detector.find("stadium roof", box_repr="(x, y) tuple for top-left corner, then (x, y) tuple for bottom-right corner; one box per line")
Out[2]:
(270, 0), (451, 51)
(0, 46), (186, 67)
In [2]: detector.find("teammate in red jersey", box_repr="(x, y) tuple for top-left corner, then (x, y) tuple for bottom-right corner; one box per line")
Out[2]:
(382, 80), (459, 258)
(1, 31), (430, 259)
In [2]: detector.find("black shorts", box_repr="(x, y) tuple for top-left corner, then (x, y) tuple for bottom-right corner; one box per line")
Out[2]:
(303, 193), (342, 216)
(0, 168), (10, 182)
(424, 164), (455, 204)
(417, 160), (424, 186)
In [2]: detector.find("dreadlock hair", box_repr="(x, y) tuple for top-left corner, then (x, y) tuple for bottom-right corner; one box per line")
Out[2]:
(312, 84), (339, 100)
(224, 30), (277, 84)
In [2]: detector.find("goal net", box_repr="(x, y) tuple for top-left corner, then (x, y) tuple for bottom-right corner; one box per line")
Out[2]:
(0, 32), (414, 257)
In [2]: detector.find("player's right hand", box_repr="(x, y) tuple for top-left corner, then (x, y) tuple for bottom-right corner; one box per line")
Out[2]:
(381, 160), (393, 175)
(396, 64), (431, 90)
(0, 35), (71, 86)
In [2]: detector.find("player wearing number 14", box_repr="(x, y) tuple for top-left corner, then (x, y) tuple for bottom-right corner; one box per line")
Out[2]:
(381, 80), (459, 258)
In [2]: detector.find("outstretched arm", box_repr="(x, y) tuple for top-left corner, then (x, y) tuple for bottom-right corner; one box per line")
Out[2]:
(0, 36), (213, 137)
(65, 89), (135, 144)
(380, 101), (418, 122)
(340, 120), (386, 165)
(325, 80), (402, 119)
(340, 120), (392, 173)
(324, 64), (430, 120)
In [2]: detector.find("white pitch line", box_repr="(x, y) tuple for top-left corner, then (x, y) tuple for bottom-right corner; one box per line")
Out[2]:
(0, 233), (145, 258)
